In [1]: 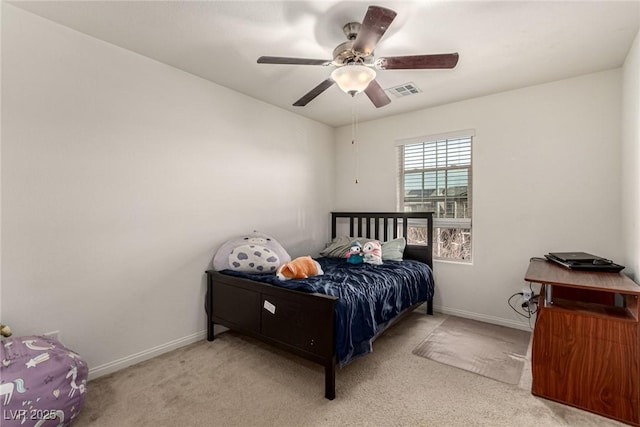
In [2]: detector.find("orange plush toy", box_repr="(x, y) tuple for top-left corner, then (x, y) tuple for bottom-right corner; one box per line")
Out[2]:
(276, 256), (324, 281)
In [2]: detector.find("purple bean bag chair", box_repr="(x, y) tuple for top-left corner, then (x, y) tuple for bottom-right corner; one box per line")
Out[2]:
(0, 335), (88, 426)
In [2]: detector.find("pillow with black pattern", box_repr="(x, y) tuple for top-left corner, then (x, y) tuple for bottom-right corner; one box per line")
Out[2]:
(213, 231), (291, 273)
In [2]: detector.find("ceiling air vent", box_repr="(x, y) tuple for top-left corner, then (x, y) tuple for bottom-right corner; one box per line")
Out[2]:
(386, 82), (422, 98)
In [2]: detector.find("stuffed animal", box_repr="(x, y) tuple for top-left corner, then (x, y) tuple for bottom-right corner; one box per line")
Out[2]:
(276, 256), (324, 281)
(345, 241), (364, 264)
(0, 323), (12, 337)
(362, 241), (383, 265)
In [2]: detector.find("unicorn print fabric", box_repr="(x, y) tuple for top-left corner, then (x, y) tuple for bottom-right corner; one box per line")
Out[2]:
(0, 335), (88, 426)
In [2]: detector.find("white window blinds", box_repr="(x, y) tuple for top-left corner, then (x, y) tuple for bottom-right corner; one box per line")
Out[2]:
(396, 130), (474, 261)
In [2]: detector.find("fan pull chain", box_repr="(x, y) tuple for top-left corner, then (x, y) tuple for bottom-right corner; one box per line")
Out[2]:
(351, 98), (359, 184)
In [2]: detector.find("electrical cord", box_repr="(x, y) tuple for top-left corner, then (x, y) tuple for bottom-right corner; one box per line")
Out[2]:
(511, 270), (544, 329)
(507, 291), (539, 319)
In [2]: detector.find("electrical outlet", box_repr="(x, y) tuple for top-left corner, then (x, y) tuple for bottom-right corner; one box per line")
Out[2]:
(43, 330), (60, 341)
(522, 288), (533, 301)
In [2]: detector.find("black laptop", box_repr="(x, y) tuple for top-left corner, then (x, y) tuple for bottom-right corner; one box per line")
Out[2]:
(545, 252), (625, 272)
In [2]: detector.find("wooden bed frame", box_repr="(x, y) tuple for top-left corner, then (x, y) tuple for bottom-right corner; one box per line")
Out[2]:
(205, 211), (434, 399)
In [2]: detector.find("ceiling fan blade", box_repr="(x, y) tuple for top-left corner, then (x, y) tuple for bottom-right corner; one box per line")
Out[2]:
(352, 6), (397, 56)
(364, 80), (391, 108)
(376, 53), (459, 70)
(293, 78), (335, 107)
(258, 56), (332, 66)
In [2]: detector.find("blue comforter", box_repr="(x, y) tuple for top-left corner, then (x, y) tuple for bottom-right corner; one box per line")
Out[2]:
(220, 257), (434, 366)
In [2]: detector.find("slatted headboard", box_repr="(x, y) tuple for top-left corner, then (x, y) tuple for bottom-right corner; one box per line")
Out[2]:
(330, 212), (433, 268)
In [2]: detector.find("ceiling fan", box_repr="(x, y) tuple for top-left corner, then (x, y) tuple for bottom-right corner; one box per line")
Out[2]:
(257, 5), (459, 108)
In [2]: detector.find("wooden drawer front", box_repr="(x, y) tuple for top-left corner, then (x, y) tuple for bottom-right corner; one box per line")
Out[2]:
(212, 282), (261, 334)
(260, 295), (333, 358)
(532, 308), (639, 424)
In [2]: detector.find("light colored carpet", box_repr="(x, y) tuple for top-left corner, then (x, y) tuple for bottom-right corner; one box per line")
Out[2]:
(73, 312), (625, 426)
(412, 316), (531, 385)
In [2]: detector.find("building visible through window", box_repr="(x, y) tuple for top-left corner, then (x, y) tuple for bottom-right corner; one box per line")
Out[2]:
(397, 131), (473, 262)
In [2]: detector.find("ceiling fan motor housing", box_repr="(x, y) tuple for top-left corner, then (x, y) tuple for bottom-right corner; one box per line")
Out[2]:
(333, 22), (374, 66)
(333, 41), (373, 65)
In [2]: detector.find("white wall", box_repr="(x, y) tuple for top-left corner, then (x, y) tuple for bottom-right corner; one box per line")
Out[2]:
(622, 29), (640, 280)
(335, 70), (623, 329)
(1, 3), (635, 378)
(1, 5), (334, 376)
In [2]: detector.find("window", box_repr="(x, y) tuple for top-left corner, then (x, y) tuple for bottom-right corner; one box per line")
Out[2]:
(397, 130), (474, 262)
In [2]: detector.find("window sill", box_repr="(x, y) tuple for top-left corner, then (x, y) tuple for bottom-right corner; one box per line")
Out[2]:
(434, 258), (473, 266)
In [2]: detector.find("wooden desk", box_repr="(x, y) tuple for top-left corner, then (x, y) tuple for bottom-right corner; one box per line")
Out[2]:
(526, 259), (640, 426)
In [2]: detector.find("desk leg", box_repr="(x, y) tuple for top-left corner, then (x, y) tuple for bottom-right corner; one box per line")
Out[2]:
(544, 284), (553, 305)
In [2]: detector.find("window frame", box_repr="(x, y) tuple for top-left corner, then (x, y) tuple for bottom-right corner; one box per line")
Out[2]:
(396, 130), (475, 263)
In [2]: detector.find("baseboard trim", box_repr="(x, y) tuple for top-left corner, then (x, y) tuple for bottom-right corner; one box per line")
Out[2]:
(434, 304), (534, 332)
(88, 309), (530, 380)
(88, 330), (207, 380)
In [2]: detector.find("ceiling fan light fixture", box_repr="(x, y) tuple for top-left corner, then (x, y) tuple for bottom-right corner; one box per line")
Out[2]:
(331, 64), (376, 96)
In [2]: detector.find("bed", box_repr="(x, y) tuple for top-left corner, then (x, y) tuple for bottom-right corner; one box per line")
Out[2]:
(205, 211), (434, 399)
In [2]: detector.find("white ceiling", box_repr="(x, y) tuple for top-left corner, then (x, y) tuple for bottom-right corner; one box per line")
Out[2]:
(8, 0), (640, 127)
